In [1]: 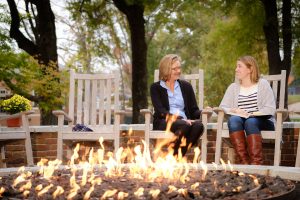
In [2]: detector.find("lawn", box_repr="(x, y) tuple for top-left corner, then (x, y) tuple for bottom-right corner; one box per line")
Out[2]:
(288, 95), (300, 105)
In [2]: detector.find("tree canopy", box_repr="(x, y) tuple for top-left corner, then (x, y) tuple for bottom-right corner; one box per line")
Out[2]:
(1, 0), (300, 125)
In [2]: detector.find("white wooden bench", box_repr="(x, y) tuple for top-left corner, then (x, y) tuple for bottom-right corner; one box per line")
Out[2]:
(214, 70), (287, 166)
(141, 69), (211, 162)
(53, 69), (124, 161)
(0, 111), (34, 167)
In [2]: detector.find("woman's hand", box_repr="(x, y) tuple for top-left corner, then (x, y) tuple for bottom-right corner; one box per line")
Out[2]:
(230, 108), (250, 117)
(183, 119), (194, 125)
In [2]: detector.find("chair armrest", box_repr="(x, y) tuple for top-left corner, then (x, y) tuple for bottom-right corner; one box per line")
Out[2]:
(202, 107), (213, 120)
(275, 108), (289, 122)
(52, 110), (73, 122)
(140, 109), (152, 125)
(276, 108), (288, 114)
(213, 107), (226, 124)
(213, 107), (225, 114)
(202, 107), (213, 114)
(140, 109), (152, 115)
(115, 110), (126, 115)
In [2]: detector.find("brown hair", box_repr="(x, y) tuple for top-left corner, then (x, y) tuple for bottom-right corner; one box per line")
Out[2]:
(158, 54), (181, 81)
(238, 55), (260, 83)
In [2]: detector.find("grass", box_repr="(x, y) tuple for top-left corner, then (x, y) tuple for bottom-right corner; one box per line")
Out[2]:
(288, 95), (300, 105)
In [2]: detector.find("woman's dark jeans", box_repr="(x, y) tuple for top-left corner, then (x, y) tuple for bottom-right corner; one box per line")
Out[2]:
(227, 116), (274, 135)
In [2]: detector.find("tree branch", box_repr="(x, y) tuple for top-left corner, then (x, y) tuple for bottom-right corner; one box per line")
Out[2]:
(7, 0), (38, 56)
(112, 0), (129, 16)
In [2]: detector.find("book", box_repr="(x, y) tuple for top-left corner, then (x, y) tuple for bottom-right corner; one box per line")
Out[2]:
(226, 111), (268, 119)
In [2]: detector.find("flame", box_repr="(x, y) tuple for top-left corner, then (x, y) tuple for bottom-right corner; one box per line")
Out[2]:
(149, 189), (160, 198)
(91, 177), (102, 185)
(88, 147), (96, 165)
(0, 187), (5, 197)
(19, 180), (32, 191)
(165, 113), (178, 133)
(83, 184), (94, 200)
(220, 158), (227, 171)
(128, 127), (133, 136)
(134, 187), (144, 197)
(213, 180), (218, 189)
(227, 160), (234, 171)
(52, 186), (64, 198)
(236, 186), (242, 192)
(35, 184), (43, 191)
(238, 172), (245, 176)
(101, 189), (118, 199)
(42, 159), (62, 179)
(200, 161), (207, 180)
(117, 191), (129, 200)
(13, 173), (27, 187)
(191, 182), (200, 190)
(23, 190), (30, 197)
(38, 184), (53, 196)
(70, 143), (80, 165)
(99, 137), (104, 149)
(193, 147), (200, 163)
(97, 148), (104, 165)
(249, 174), (259, 186)
(168, 185), (177, 193)
(178, 188), (188, 197)
(17, 166), (25, 173)
(68, 169), (81, 199)
(81, 162), (90, 186)
(179, 163), (190, 183)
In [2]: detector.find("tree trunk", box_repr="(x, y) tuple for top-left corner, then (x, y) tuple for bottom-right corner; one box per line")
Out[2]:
(7, 0), (60, 125)
(113, 0), (148, 123)
(261, 0), (292, 108)
(261, 0), (281, 74)
(281, 0), (292, 109)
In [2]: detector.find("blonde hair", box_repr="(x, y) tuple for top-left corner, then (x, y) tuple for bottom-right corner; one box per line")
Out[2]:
(238, 55), (260, 83)
(158, 54), (181, 81)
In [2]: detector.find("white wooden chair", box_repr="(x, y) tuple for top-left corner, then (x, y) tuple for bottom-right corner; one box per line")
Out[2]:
(141, 69), (211, 162)
(214, 70), (287, 166)
(0, 111), (34, 167)
(53, 69), (124, 161)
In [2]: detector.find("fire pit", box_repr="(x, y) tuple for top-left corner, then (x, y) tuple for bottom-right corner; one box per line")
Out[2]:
(0, 141), (298, 199)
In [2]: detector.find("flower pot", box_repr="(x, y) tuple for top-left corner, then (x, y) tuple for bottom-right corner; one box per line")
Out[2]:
(7, 117), (22, 127)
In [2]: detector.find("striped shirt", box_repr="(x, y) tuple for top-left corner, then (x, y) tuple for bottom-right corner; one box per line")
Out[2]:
(238, 84), (259, 113)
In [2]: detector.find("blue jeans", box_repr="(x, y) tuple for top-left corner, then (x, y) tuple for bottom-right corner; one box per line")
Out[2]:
(227, 116), (275, 135)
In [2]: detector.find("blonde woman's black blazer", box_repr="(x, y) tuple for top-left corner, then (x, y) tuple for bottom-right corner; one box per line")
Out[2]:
(150, 79), (201, 130)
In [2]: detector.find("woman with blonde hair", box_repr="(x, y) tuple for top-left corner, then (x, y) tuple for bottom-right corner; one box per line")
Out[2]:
(150, 54), (204, 157)
(220, 55), (276, 165)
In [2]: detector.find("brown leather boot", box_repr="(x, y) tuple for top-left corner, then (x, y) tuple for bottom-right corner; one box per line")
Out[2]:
(247, 134), (263, 165)
(229, 131), (250, 164)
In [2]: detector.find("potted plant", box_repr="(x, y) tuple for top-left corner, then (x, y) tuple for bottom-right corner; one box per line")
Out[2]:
(0, 94), (32, 127)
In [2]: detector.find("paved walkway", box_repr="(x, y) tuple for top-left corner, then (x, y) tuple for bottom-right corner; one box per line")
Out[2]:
(289, 102), (300, 121)
(289, 102), (300, 111)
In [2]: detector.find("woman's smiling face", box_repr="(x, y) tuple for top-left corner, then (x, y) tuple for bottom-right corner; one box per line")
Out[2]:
(169, 60), (181, 81)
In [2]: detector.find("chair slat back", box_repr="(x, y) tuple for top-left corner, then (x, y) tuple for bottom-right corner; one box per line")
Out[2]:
(68, 69), (120, 126)
(154, 69), (204, 110)
(261, 70), (286, 110)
